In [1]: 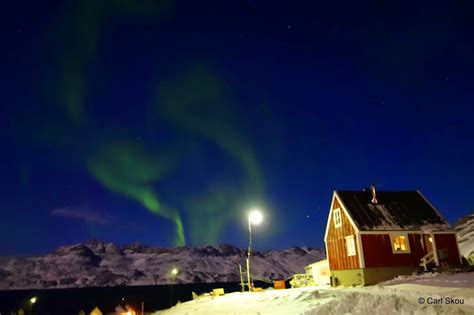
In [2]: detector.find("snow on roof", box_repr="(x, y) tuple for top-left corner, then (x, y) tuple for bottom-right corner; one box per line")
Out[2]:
(305, 259), (328, 269)
(336, 190), (452, 231)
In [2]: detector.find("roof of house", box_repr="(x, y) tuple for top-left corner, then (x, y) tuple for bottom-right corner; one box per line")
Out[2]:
(336, 190), (452, 231)
(305, 259), (329, 269)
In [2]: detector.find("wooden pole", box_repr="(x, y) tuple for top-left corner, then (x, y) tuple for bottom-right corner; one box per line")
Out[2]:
(247, 218), (252, 292)
(246, 257), (250, 292)
(239, 264), (245, 292)
(431, 232), (440, 267)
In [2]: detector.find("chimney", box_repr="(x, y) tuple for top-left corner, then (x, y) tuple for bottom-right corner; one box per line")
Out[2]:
(370, 185), (378, 204)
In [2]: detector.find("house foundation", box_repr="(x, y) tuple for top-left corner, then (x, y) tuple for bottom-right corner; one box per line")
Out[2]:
(330, 269), (364, 286)
(330, 266), (417, 287)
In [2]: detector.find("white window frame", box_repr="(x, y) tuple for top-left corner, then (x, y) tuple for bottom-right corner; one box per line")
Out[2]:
(333, 208), (342, 228)
(346, 235), (356, 256)
(390, 232), (411, 254)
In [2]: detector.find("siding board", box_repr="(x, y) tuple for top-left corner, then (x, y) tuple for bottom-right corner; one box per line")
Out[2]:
(361, 232), (460, 268)
(362, 233), (425, 267)
(434, 234), (461, 265)
(326, 197), (360, 270)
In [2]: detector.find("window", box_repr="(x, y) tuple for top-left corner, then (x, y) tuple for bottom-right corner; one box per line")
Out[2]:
(390, 233), (411, 253)
(346, 235), (356, 256)
(333, 208), (342, 228)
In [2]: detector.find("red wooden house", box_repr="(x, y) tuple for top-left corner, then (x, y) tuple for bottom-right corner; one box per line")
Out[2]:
(324, 186), (462, 286)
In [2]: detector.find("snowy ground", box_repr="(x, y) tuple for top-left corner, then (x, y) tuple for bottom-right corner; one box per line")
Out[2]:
(155, 272), (474, 314)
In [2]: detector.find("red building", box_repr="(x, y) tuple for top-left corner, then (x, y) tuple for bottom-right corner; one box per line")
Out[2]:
(324, 186), (462, 286)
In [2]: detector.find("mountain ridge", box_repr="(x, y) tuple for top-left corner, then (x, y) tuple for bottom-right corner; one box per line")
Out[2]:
(0, 241), (325, 290)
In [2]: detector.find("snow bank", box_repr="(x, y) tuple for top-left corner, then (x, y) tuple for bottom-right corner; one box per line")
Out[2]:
(156, 272), (474, 314)
(456, 214), (474, 258)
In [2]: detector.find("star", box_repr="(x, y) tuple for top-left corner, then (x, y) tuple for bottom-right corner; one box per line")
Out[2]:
(306, 214), (310, 218)
(287, 25), (291, 29)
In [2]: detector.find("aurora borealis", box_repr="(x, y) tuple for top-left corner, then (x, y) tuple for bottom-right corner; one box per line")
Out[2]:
(1, 1), (474, 255)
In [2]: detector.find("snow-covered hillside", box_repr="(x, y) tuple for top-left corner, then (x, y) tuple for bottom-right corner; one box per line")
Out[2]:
(456, 213), (474, 259)
(0, 241), (325, 290)
(157, 272), (474, 314)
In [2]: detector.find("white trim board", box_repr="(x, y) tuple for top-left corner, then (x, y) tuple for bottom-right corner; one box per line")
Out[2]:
(356, 232), (365, 268)
(334, 191), (361, 233)
(323, 191), (337, 242)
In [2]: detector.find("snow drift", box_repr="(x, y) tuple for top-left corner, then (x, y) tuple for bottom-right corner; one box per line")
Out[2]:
(157, 272), (474, 314)
(455, 213), (474, 259)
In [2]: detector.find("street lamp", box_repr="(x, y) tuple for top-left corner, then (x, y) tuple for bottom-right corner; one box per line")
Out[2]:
(247, 209), (263, 292)
(170, 267), (179, 307)
(171, 268), (178, 277)
(30, 296), (37, 315)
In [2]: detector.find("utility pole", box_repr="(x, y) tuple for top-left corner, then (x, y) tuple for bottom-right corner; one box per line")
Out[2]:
(239, 264), (245, 292)
(247, 217), (252, 292)
(246, 209), (263, 292)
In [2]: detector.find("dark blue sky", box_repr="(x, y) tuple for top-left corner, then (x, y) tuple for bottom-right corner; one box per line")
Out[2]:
(1, 1), (473, 255)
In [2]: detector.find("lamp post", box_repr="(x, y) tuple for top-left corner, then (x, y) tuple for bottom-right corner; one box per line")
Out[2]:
(247, 209), (263, 292)
(171, 268), (178, 277)
(170, 267), (178, 307)
(30, 296), (37, 315)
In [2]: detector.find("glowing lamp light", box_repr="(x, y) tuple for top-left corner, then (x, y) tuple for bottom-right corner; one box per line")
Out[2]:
(248, 209), (263, 225)
(246, 208), (264, 292)
(171, 268), (178, 276)
(30, 296), (37, 304)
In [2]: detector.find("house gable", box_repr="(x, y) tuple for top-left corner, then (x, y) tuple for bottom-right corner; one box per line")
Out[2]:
(324, 192), (359, 242)
(325, 192), (361, 270)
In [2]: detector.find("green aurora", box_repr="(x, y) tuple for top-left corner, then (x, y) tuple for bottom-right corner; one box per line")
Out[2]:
(30, 1), (266, 247)
(87, 141), (185, 246)
(157, 67), (266, 244)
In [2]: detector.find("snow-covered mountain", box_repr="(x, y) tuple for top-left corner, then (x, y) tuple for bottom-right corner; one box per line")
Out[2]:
(0, 241), (325, 290)
(455, 213), (474, 259)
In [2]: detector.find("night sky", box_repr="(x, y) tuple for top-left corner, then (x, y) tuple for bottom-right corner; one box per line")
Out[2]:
(1, 1), (473, 256)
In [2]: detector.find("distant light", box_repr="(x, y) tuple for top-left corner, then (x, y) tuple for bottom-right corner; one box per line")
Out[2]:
(30, 297), (37, 304)
(249, 209), (263, 225)
(171, 268), (178, 276)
